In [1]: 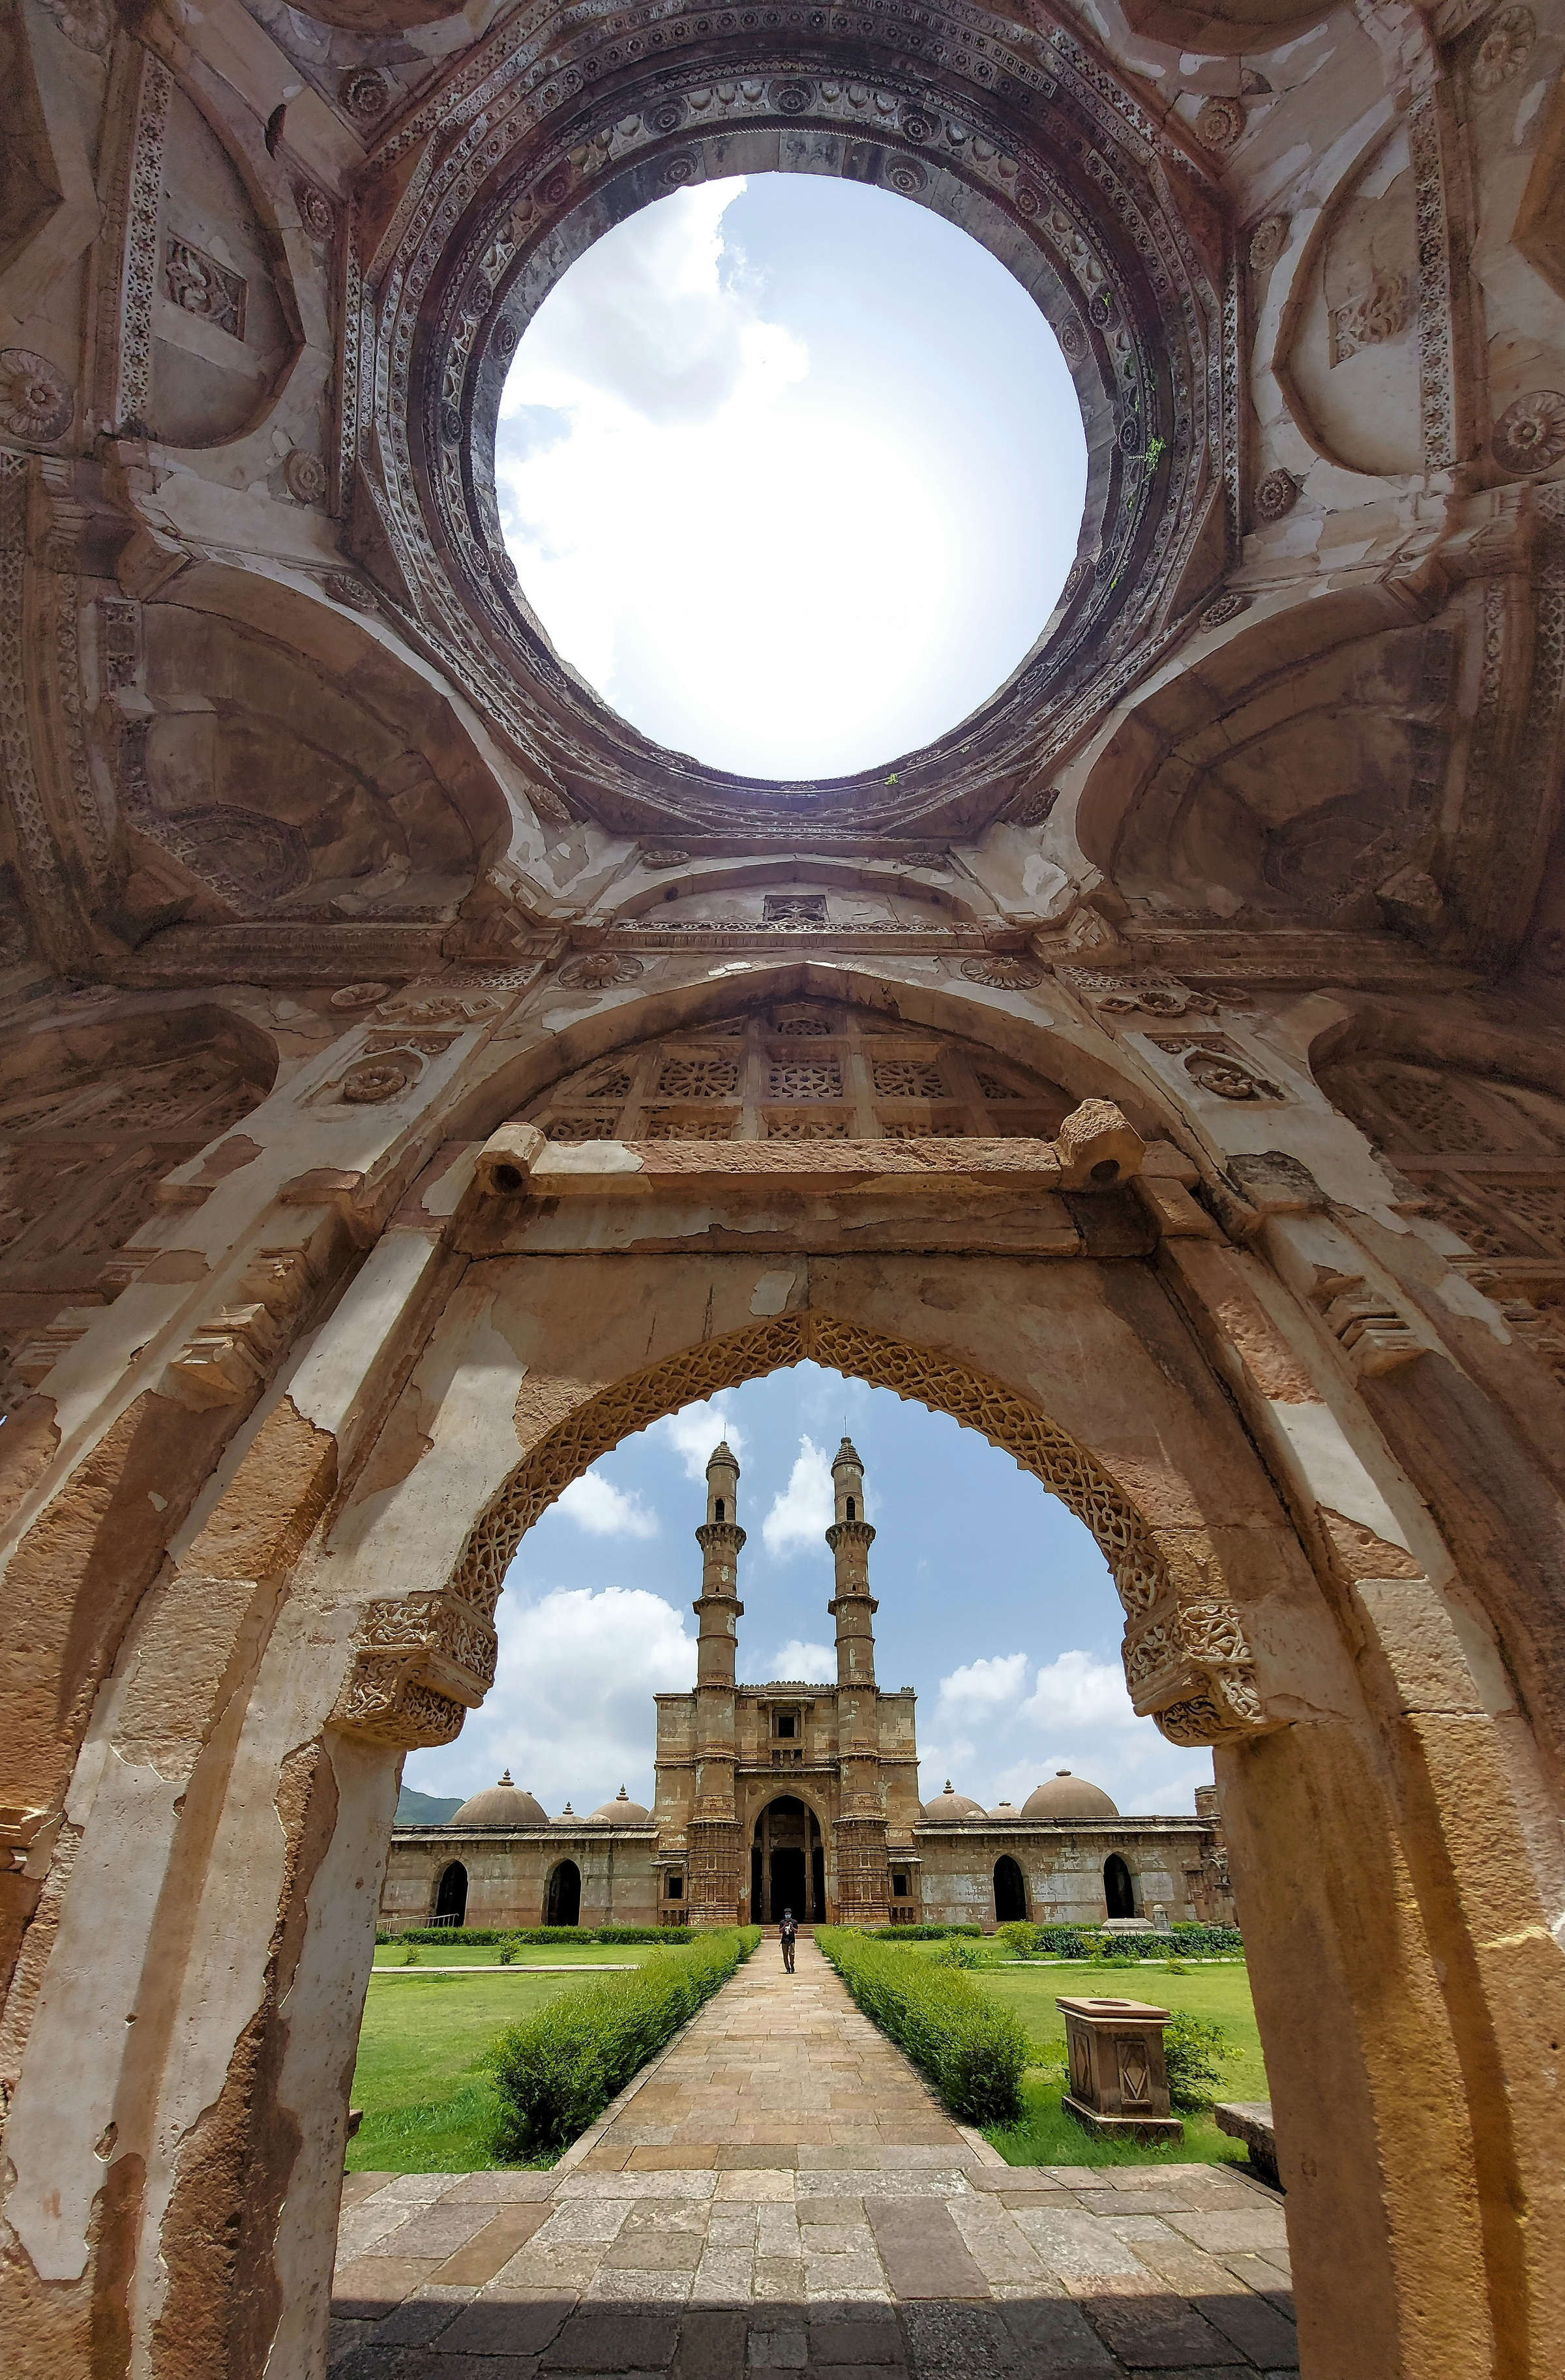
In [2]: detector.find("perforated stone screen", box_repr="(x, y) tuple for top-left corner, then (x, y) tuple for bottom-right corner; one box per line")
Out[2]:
(520, 998), (1073, 1143)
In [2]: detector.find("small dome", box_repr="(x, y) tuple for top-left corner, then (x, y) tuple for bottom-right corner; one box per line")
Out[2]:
(552, 1800), (580, 1825)
(989, 1799), (1020, 1819)
(449, 1770), (548, 1827)
(589, 1784), (652, 1825)
(922, 1778), (987, 1823)
(1022, 1769), (1120, 1821)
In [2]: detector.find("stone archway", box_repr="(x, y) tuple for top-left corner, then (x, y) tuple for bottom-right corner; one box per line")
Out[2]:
(5, 1205), (1562, 2379)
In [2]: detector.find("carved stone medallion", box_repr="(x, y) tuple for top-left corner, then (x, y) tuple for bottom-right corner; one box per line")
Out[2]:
(558, 953), (646, 989)
(1255, 469), (1299, 523)
(323, 573), (380, 614)
(0, 350), (74, 445)
(329, 982), (394, 1009)
(340, 1055), (419, 1103)
(1492, 390), (1565, 477)
(642, 849), (690, 868)
(1200, 593), (1253, 629)
(1248, 215), (1287, 274)
(340, 68), (392, 119)
(961, 955), (1045, 990)
(284, 449), (328, 505)
(1195, 96), (1245, 153)
(1470, 4), (1535, 89)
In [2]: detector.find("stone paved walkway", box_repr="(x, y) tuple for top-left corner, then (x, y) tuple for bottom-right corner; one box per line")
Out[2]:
(331, 1939), (1298, 2377)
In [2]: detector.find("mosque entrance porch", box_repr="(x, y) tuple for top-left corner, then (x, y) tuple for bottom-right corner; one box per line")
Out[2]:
(752, 1796), (825, 1924)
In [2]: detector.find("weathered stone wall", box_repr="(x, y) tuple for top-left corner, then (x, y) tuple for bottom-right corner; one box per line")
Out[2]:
(916, 1823), (1214, 1930)
(380, 1827), (660, 1932)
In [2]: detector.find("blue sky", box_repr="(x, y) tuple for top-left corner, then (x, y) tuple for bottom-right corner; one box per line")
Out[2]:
(405, 1365), (1214, 1823)
(495, 175), (1086, 779)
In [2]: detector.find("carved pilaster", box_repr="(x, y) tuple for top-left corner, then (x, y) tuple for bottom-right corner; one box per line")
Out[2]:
(686, 1818), (742, 1926)
(833, 1817), (890, 1927)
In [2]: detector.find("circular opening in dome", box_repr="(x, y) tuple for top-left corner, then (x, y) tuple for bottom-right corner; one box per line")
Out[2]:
(496, 175), (1088, 782)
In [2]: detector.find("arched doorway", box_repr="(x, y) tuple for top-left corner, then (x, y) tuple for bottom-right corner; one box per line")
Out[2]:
(994, 1855), (1028, 1925)
(1104, 1854), (1135, 1920)
(752, 1796), (823, 1923)
(18, 1131), (1564, 2380)
(433, 1860), (468, 1926)
(546, 1860), (581, 1927)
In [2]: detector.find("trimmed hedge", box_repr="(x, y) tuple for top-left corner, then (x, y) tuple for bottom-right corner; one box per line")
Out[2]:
(491, 1928), (762, 2158)
(374, 1924), (696, 1948)
(869, 1923), (984, 1941)
(817, 1926), (1028, 2126)
(1021, 1924), (1245, 1961)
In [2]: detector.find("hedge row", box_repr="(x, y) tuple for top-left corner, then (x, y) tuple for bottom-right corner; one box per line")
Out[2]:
(1009, 1923), (1245, 1960)
(869, 1922), (984, 1942)
(491, 1928), (762, 2158)
(817, 1926), (1028, 2126)
(375, 1924), (696, 1948)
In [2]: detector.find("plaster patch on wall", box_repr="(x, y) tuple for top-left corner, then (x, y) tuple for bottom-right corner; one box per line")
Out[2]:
(750, 1270), (797, 1317)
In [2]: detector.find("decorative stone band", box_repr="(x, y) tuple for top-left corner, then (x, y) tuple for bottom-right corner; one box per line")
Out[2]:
(333, 1591), (499, 1748)
(1122, 1594), (1266, 1746)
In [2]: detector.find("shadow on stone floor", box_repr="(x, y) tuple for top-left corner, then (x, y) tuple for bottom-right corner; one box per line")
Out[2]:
(328, 2285), (1300, 2377)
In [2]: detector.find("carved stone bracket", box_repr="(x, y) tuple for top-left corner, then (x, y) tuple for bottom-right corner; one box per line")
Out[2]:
(1122, 1593), (1266, 1746)
(332, 1591), (499, 1748)
(1311, 1270), (1427, 1376)
(163, 1244), (329, 1407)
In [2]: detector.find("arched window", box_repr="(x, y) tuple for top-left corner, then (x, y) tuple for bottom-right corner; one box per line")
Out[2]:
(546, 1859), (582, 1927)
(716, 1499), (725, 1521)
(1103, 1854), (1135, 1920)
(434, 1861), (468, 1927)
(846, 1497), (857, 1520)
(994, 1855), (1028, 1924)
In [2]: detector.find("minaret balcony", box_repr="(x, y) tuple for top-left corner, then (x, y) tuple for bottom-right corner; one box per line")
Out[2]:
(825, 1520), (876, 1553)
(696, 1521), (747, 1555)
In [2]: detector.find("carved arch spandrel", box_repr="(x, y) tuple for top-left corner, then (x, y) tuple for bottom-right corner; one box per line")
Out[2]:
(331, 1311), (1273, 1755)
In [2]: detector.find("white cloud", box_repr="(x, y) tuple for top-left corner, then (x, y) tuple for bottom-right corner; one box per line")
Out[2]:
(412, 1587), (695, 1814)
(652, 1398), (747, 1482)
(555, 1470), (659, 1538)
(494, 176), (1085, 779)
(937, 1653), (1030, 1719)
(744, 1637), (837, 1685)
(1020, 1649), (1139, 1732)
(762, 1434), (834, 1557)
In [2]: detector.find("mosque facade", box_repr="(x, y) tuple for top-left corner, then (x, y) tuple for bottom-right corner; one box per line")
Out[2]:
(379, 1443), (1235, 1935)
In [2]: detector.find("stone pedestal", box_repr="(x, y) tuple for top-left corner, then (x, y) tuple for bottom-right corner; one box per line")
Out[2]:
(1059, 1995), (1184, 2142)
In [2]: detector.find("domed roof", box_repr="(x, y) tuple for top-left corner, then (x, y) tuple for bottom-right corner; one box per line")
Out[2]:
(989, 1799), (1020, 1820)
(449, 1770), (548, 1827)
(553, 1800), (580, 1825)
(1022, 1769), (1120, 1821)
(921, 1778), (986, 1823)
(589, 1784), (652, 1825)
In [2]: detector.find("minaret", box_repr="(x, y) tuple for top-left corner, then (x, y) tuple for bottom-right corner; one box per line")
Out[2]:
(687, 1442), (744, 1922)
(826, 1436), (890, 1924)
(826, 1436), (877, 1690)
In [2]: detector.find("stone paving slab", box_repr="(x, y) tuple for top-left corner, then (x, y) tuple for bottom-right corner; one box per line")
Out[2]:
(332, 1937), (1295, 2378)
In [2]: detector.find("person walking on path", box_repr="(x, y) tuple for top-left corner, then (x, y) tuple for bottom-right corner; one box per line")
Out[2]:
(779, 1907), (797, 1973)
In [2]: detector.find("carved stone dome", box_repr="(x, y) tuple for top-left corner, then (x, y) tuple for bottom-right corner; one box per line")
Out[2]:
(589, 1785), (652, 1825)
(1022, 1769), (1120, 1821)
(921, 1780), (987, 1823)
(449, 1770), (547, 1827)
(989, 1799), (1021, 1820)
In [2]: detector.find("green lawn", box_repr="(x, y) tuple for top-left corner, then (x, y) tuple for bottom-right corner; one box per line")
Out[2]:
(349, 1969), (607, 2170)
(972, 1959), (1270, 2171)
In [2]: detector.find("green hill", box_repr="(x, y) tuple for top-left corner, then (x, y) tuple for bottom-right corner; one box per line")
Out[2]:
(395, 1785), (463, 1825)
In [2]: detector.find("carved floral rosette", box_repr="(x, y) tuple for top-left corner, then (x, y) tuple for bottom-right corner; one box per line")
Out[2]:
(333, 1591), (499, 1748)
(1121, 1591), (1266, 1744)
